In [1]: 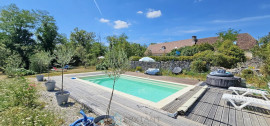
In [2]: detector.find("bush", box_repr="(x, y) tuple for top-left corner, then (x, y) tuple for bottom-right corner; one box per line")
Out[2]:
(0, 107), (63, 126)
(135, 66), (142, 72)
(193, 50), (215, 63)
(150, 56), (193, 61)
(129, 56), (141, 61)
(241, 69), (254, 79)
(96, 62), (108, 70)
(167, 43), (214, 56)
(190, 60), (208, 73)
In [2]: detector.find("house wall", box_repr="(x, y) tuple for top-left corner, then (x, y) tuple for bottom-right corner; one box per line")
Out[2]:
(130, 61), (191, 71)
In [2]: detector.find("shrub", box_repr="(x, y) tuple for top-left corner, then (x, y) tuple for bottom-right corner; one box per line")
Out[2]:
(241, 69), (254, 79)
(0, 78), (63, 125)
(135, 66), (142, 72)
(15, 68), (36, 76)
(167, 43), (214, 56)
(150, 56), (193, 61)
(0, 107), (63, 126)
(4, 54), (23, 77)
(190, 60), (208, 73)
(130, 56), (141, 61)
(96, 62), (108, 70)
(193, 50), (215, 63)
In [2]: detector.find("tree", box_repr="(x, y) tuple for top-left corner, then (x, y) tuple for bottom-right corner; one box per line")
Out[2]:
(35, 11), (58, 54)
(0, 4), (37, 68)
(104, 46), (129, 116)
(107, 34), (131, 57)
(70, 27), (96, 51)
(215, 28), (240, 48)
(252, 33), (270, 77)
(75, 45), (91, 68)
(29, 51), (53, 74)
(55, 45), (75, 92)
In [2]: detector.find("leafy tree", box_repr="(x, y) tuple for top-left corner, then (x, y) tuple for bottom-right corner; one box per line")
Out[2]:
(0, 43), (11, 69)
(104, 46), (129, 116)
(90, 42), (107, 58)
(75, 45), (91, 68)
(29, 51), (52, 74)
(70, 27), (96, 51)
(218, 40), (246, 63)
(0, 4), (37, 68)
(35, 11), (58, 54)
(107, 34), (131, 57)
(55, 45), (75, 92)
(4, 53), (23, 77)
(215, 28), (240, 48)
(252, 33), (270, 77)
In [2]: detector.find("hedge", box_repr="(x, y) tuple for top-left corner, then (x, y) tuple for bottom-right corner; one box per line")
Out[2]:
(129, 56), (193, 61)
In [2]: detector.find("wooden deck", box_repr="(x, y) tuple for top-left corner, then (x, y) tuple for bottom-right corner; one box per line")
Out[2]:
(184, 87), (270, 126)
(162, 86), (203, 113)
(51, 72), (202, 126)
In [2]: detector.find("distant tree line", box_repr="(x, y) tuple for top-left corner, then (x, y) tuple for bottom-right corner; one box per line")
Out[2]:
(0, 4), (147, 72)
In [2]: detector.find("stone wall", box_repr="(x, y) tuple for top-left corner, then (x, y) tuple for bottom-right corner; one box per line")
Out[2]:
(130, 61), (191, 70)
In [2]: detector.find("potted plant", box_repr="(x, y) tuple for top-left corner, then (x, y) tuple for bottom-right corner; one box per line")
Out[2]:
(55, 45), (74, 105)
(94, 47), (129, 125)
(44, 52), (56, 91)
(30, 51), (49, 81)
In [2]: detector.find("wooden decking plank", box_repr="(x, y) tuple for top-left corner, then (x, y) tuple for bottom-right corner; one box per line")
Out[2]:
(196, 102), (211, 123)
(228, 107), (236, 126)
(263, 117), (270, 126)
(213, 106), (224, 124)
(242, 111), (253, 126)
(235, 110), (244, 126)
(211, 120), (220, 126)
(249, 113), (260, 126)
(220, 107), (229, 125)
(204, 105), (218, 126)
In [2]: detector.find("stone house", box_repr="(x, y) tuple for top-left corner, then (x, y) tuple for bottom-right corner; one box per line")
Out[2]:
(145, 33), (257, 56)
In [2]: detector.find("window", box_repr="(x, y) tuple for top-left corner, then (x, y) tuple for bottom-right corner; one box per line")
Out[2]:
(161, 46), (166, 50)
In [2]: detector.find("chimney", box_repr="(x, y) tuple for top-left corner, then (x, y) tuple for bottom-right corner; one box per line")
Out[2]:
(192, 36), (198, 44)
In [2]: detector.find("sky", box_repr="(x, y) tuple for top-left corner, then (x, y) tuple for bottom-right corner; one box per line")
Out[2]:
(1, 0), (270, 46)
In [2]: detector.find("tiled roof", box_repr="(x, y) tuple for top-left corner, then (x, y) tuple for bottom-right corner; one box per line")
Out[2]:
(146, 33), (257, 55)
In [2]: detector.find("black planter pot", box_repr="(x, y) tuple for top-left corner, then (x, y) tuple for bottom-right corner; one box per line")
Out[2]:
(45, 80), (56, 91)
(55, 91), (70, 105)
(36, 75), (44, 81)
(94, 115), (115, 126)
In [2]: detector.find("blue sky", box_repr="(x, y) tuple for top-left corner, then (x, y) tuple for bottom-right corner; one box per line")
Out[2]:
(1, 0), (270, 45)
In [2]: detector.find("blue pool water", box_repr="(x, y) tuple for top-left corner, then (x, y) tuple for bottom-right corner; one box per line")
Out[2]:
(80, 75), (187, 102)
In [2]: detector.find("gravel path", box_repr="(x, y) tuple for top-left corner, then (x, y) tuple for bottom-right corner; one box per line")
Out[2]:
(29, 78), (96, 126)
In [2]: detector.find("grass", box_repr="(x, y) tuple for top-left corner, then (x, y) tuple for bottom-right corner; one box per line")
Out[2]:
(0, 77), (64, 125)
(159, 69), (209, 81)
(26, 66), (97, 78)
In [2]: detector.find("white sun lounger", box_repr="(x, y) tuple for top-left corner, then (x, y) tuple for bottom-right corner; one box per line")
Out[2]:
(222, 94), (270, 110)
(229, 87), (269, 100)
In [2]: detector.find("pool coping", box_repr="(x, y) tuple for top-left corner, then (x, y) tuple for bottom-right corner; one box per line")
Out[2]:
(75, 73), (195, 109)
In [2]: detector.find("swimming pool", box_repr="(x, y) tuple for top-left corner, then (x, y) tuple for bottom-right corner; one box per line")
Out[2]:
(79, 75), (188, 103)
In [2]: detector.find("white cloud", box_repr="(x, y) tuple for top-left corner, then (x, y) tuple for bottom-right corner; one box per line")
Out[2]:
(137, 11), (143, 14)
(114, 20), (130, 29)
(99, 18), (110, 23)
(146, 9), (162, 18)
(213, 15), (270, 23)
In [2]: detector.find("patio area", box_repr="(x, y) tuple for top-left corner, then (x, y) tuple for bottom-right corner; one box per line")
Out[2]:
(51, 72), (270, 126)
(184, 86), (270, 126)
